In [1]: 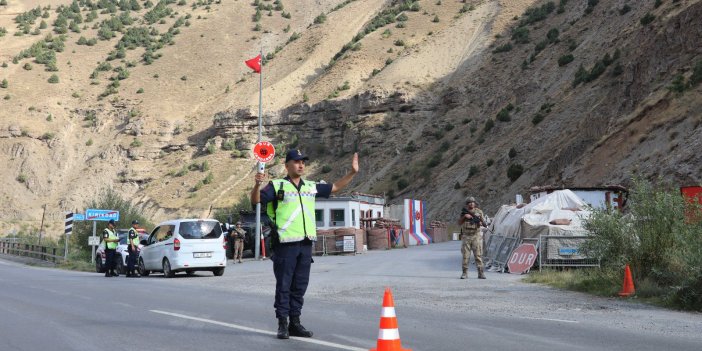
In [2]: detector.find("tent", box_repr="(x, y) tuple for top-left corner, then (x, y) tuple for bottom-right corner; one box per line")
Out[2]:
(486, 190), (592, 263)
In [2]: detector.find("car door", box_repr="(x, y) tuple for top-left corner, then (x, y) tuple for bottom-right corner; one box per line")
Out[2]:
(142, 226), (160, 270)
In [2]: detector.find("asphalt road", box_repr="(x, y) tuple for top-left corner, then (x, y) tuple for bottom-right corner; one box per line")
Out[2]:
(1, 242), (701, 351)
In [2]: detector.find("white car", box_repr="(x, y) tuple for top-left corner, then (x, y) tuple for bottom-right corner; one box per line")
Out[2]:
(115, 229), (148, 273)
(138, 219), (227, 277)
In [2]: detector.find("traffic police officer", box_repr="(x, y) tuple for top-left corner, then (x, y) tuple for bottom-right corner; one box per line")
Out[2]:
(103, 219), (119, 277)
(251, 149), (359, 339)
(126, 220), (140, 277)
(458, 197), (487, 279)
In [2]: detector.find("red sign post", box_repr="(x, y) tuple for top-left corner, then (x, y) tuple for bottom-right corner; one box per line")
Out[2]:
(507, 243), (538, 275)
(253, 141), (275, 163)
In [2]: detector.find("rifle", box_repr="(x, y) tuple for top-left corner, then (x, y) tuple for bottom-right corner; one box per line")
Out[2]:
(461, 208), (487, 228)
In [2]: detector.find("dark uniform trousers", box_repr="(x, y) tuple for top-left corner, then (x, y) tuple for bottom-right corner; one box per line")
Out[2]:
(105, 248), (116, 273)
(127, 246), (137, 272)
(272, 239), (313, 319)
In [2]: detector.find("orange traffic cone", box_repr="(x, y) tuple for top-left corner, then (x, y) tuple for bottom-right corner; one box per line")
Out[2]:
(370, 288), (411, 351)
(618, 264), (635, 297)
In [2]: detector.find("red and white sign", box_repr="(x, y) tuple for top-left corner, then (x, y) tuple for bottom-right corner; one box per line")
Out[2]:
(253, 141), (275, 163)
(507, 243), (538, 275)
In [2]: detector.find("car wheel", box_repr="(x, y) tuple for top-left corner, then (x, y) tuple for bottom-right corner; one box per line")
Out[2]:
(138, 258), (150, 277)
(213, 267), (225, 276)
(95, 256), (104, 273)
(163, 258), (175, 278)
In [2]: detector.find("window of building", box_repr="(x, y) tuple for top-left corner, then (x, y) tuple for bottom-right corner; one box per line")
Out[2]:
(352, 209), (356, 227)
(331, 209), (345, 227)
(315, 209), (324, 227)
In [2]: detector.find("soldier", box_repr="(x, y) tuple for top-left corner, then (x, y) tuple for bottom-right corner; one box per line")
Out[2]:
(231, 221), (246, 263)
(458, 197), (486, 280)
(103, 219), (119, 277)
(251, 149), (358, 339)
(126, 220), (141, 277)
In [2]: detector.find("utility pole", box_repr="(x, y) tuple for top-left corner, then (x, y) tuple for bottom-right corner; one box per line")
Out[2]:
(38, 204), (46, 245)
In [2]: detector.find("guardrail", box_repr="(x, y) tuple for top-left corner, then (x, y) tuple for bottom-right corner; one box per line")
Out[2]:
(0, 239), (65, 263)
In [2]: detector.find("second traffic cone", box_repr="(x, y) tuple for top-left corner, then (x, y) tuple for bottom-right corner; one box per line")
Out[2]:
(618, 264), (635, 297)
(370, 288), (411, 351)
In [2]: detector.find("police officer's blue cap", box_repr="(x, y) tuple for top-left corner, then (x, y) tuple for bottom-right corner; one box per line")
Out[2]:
(132, 220), (139, 225)
(285, 149), (309, 163)
(108, 219), (115, 225)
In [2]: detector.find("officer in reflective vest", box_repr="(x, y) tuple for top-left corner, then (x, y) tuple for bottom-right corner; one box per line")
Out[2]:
(103, 219), (119, 277)
(251, 149), (359, 340)
(126, 220), (141, 278)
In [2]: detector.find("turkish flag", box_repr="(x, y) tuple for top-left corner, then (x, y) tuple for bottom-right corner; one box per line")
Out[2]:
(245, 54), (261, 73)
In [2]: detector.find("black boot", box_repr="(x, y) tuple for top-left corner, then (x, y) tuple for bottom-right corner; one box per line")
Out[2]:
(277, 317), (289, 339)
(289, 316), (313, 337)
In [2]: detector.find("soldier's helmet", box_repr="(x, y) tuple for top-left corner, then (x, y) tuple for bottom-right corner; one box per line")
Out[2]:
(465, 197), (477, 204)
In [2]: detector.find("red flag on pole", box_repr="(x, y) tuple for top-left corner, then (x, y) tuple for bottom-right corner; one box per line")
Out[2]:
(245, 54), (262, 73)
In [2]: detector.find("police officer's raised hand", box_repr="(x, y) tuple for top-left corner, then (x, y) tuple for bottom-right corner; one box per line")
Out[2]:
(350, 152), (359, 174)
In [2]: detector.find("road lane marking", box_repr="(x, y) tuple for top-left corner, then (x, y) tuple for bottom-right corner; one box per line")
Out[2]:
(150, 310), (367, 351)
(519, 316), (579, 323)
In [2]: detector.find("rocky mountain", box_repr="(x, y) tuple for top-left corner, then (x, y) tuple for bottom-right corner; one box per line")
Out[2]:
(1, 0), (700, 235)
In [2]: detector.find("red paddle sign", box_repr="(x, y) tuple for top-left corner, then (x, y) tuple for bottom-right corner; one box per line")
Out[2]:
(253, 141), (275, 163)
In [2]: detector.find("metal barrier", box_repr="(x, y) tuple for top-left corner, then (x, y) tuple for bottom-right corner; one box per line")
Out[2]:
(538, 235), (600, 269)
(313, 235), (356, 256)
(0, 239), (65, 263)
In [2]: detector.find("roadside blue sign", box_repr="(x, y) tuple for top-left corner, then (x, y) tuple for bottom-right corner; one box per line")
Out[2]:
(85, 209), (120, 221)
(74, 213), (85, 221)
(559, 247), (578, 256)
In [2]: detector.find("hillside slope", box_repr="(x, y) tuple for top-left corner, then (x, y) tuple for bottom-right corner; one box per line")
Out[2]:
(0, 0), (700, 234)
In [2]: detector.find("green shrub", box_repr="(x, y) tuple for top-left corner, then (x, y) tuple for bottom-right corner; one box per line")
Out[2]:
(202, 172), (214, 185)
(483, 119), (495, 132)
(17, 174), (27, 183)
(558, 54), (574, 66)
(506, 163), (524, 182)
(486, 159), (494, 167)
(492, 43), (513, 53)
(86, 138), (93, 146)
(619, 4), (631, 15)
(397, 178), (409, 190)
(584, 0), (598, 15)
(130, 138), (142, 147)
(207, 143), (216, 154)
(511, 27), (529, 44)
(432, 15), (439, 23)
(581, 179), (702, 310)
(508, 148), (517, 158)
(321, 165), (332, 173)
(532, 112), (545, 125)
(0, 79), (7, 88)
(48, 74), (59, 83)
(468, 165), (479, 178)
(314, 13), (326, 24)
(640, 13), (655, 26)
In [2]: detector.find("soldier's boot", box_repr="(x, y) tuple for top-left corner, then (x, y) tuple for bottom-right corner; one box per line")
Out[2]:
(289, 316), (313, 337)
(478, 267), (486, 279)
(460, 269), (468, 279)
(277, 318), (289, 339)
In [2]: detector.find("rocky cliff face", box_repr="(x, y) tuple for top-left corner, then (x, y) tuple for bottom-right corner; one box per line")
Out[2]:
(212, 0), (702, 221)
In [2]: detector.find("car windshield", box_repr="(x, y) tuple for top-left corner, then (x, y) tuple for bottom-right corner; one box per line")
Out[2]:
(118, 233), (128, 245)
(178, 220), (222, 239)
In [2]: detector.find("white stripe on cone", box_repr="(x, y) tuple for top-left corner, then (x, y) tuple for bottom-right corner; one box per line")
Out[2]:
(378, 328), (400, 340)
(381, 307), (396, 318)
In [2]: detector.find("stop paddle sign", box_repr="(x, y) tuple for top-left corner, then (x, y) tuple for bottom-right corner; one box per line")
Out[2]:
(507, 243), (538, 274)
(253, 141), (275, 163)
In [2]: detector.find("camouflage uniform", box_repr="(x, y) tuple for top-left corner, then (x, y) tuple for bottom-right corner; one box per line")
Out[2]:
(460, 204), (486, 279)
